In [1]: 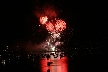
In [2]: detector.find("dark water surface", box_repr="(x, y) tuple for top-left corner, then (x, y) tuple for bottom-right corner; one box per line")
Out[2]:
(0, 51), (107, 72)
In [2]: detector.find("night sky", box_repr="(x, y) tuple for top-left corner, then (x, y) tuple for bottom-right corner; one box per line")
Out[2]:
(1, 0), (108, 49)
(0, 0), (108, 72)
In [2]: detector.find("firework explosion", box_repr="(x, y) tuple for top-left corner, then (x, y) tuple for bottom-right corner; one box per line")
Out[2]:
(35, 5), (67, 52)
(39, 17), (66, 51)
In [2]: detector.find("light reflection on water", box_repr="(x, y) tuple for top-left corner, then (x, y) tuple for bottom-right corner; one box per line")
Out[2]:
(40, 52), (68, 72)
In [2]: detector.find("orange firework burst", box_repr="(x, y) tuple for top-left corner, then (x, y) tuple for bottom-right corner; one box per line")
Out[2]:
(35, 4), (66, 33)
(39, 16), (66, 33)
(39, 16), (48, 24)
(55, 19), (66, 32)
(46, 21), (54, 32)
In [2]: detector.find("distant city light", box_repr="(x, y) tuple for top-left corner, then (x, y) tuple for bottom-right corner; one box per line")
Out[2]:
(2, 60), (5, 65)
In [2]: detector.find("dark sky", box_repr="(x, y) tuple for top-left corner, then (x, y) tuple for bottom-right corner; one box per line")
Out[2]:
(0, 1), (107, 71)
(1, 0), (107, 47)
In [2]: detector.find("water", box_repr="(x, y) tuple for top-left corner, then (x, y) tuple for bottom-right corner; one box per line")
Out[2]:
(0, 52), (69, 72)
(40, 53), (68, 72)
(0, 51), (107, 72)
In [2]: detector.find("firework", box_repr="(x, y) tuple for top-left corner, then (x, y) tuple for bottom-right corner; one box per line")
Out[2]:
(35, 5), (67, 51)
